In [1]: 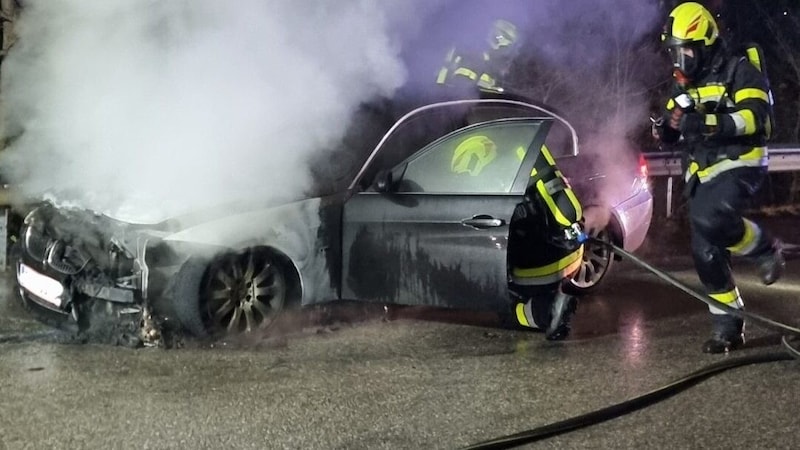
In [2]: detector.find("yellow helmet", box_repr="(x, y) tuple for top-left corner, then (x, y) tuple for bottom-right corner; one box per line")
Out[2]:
(661, 2), (719, 79)
(451, 135), (497, 176)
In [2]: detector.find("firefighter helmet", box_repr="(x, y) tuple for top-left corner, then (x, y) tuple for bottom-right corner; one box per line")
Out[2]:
(451, 135), (497, 176)
(485, 19), (520, 79)
(487, 19), (518, 51)
(661, 2), (719, 80)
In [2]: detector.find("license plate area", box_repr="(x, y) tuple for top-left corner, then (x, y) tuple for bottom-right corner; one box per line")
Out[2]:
(17, 263), (65, 308)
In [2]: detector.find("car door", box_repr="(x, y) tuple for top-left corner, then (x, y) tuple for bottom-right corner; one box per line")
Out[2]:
(342, 116), (552, 311)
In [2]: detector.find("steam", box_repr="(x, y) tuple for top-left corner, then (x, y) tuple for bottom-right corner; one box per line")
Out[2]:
(512, 0), (664, 213)
(1, 0), (435, 222)
(1, 0), (664, 225)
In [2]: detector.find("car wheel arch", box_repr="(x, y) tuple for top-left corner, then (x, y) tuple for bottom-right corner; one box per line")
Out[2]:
(170, 245), (303, 337)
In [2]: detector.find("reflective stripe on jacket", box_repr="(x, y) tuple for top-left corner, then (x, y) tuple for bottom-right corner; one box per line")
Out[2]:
(436, 48), (498, 90)
(663, 53), (772, 184)
(508, 145), (584, 286)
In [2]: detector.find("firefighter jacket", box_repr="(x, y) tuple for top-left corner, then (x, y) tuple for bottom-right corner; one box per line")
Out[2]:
(660, 49), (772, 187)
(507, 145), (584, 286)
(435, 47), (500, 92)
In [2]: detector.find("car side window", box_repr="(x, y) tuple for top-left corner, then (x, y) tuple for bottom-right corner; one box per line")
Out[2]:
(396, 120), (546, 194)
(541, 120), (575, 160)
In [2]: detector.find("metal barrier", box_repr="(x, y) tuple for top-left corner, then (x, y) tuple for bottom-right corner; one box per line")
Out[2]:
(644, 146), (800, 217)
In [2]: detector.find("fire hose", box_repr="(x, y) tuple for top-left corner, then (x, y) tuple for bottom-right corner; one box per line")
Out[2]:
(464, 238), (800, 450)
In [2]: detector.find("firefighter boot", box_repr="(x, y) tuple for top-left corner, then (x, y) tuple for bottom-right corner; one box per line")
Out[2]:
(757, 239), (785, 286)
(545, 291), (577, 341)
(702, 314), (745, 354)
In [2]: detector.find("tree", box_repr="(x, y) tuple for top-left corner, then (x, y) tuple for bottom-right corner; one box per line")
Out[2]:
(0, 0), (19, 148)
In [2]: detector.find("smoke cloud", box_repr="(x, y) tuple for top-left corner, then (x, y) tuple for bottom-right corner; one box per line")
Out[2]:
(512, 0), (665, 210)
(1, 0), (664, 224)
(1, 0), (443, 222)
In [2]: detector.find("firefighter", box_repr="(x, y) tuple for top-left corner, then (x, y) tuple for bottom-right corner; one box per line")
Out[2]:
(451, 135), (585, 340)
(653, 2), (785, 353)
(508, 144), (584, 340)
(435, 19), (520, 95)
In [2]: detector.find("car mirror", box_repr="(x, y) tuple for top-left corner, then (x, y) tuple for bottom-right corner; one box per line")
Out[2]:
(373, 169), (394, 192)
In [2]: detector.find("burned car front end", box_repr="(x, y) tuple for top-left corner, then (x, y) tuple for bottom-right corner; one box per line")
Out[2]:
(15, 203), (183, 345)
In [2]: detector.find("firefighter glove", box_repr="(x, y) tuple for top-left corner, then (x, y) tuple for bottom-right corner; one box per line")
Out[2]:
(678, 112), (709, 138)
(668, 93), (695, 130)
(650, 115), (665, 140)
(667, 107), (683, 130)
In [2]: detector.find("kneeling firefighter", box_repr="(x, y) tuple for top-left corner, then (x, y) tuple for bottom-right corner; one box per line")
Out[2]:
(452, 135), (585, 340)
(508, 145), (585, 340)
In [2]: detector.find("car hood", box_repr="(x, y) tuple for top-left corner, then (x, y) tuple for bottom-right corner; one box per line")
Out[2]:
(102, 202), (199, 225)
(42, 189), (306, 227)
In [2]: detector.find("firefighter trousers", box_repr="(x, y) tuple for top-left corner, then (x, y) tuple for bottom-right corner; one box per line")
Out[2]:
(688, 167), (774, 295)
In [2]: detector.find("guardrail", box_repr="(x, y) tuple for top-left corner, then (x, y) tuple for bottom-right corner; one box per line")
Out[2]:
(644, 146), (800, 177)
(643, 146), (800, 217)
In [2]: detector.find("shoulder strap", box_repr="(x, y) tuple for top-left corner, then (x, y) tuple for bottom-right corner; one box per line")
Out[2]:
(723, 55), (746, 88)
(720, 43), (775, 138)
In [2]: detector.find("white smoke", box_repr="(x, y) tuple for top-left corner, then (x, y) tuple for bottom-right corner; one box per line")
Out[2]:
(1, 0), (439, 223)
(1, 0), (665, 226)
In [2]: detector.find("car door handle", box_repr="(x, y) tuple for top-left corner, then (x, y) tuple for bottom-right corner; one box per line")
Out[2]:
(461, 215), (505, 229)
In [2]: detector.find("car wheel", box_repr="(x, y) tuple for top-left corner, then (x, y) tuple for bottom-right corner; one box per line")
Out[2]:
(172, 249), (289, 337)
(564, 227), (615, 295)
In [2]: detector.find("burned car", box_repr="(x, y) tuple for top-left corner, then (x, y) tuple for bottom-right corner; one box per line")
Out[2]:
(14, 95), (652, 345)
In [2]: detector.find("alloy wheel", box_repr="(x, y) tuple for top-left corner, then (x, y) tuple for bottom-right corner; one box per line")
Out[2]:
(201, 250), (287, 334)
(568, 228), (614, 292)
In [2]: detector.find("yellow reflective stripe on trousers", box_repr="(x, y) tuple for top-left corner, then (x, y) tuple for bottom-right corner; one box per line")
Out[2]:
(684, 147), (767, 183)
(727, 218), (761, 255)
(516, 303), (531, 327)
(511, 246), (584, 285)
(708, 287), (744, 314)
(710, 289), (739, 304)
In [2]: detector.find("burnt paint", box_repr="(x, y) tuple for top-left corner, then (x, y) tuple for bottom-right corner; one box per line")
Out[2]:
(342, 192), (521, 311)
(347, 224), (505, 309)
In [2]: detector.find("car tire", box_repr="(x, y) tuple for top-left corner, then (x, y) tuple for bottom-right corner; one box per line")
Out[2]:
(171, 256), (211, 337)
(172, 249), (290, 337)
(564, 226), (615, 295)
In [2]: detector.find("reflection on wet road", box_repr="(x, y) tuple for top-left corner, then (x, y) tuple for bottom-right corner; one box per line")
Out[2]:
(1, 217), (800, 449)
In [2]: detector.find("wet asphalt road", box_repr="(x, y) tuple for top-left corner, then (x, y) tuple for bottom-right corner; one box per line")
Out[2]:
(1, 216), (800, 449)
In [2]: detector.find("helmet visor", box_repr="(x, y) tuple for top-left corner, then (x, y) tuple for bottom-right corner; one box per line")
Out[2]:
(667, 45), (699, 78)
